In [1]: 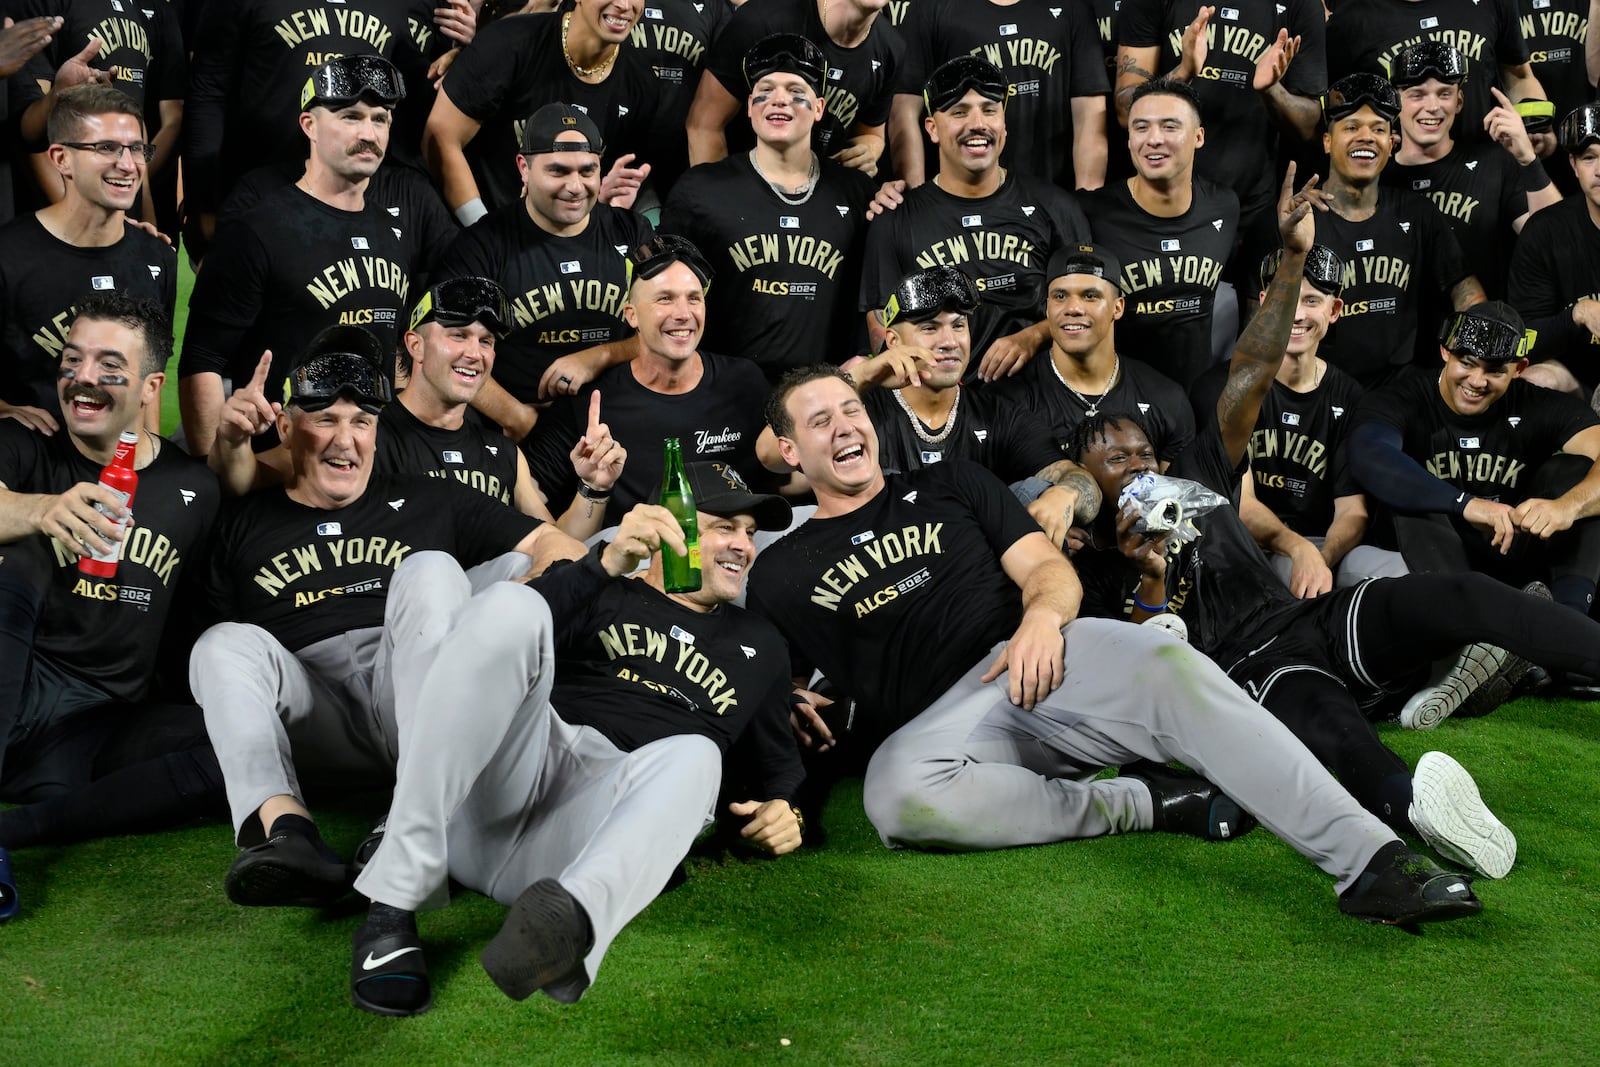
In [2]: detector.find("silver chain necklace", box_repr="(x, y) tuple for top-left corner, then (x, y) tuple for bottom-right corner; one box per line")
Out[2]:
(1051, 353), (1120, 417)
(893, 387), (961, 444)
(749, 150), (819, 205)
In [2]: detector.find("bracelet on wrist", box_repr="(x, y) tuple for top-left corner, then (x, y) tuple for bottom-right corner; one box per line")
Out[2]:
(1133, 592), (1169, 613)
(577, 479), (612, 501)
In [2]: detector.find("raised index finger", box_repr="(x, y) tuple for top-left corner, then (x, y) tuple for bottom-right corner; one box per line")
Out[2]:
(249, 349), (274, 393)
(587, 389), (602, 435)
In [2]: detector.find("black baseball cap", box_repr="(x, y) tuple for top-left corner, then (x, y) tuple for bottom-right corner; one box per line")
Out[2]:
(924, 55), (1010, 114)
(1258, 245), (1345, 296)
(285, 326), (392, 413)
(686, 462), (791, 532)
(519, 102), (606, 156)
(1438, 302), (1535, 365)
(744, 33), (827, 94)
(1561, 103), (1600, 152)
(1322, 73), (1401, 124)
(1046, 244), (1125, 292)
(882, 265), (979, 326)
(1389, 42), (1468, 88)
(626, 234), (714, 288)
(301, 55), (404, 111)
(409, 276), (512, 338)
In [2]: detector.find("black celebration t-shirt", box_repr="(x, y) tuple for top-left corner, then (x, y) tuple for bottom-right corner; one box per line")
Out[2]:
(745, 460), (1038, 741)
(180, 185), (421, 392)
(0, 215), (177, 414)
(1507, 194), (1600, 387)
(1351, 366), (1597, 507)
(0, 424), (219, 701)
(438, 10), (665, 212)
(626, 0), (734, 190)
(1086, 177), (1239, 390)
(16, 0), (187, 113)
(702, 0), (903, 157)
(1191, 358), (1365, 534)
(864, 384), (1063, 481)
(540, 570), (802, 799)
(895, 0), (1109, 188)
(860, 171), (1091, 361)
(205, 474), (539, 652)
(990, 350), (1197, 464)
(433, 201), (655, 402)
(661, 153), (875, 378)
(374, 401), (520, 506)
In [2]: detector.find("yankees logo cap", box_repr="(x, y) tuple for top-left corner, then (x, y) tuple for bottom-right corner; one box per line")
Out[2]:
(1259, 244), (1345, 296)
(744, 33), (827, 94)
(519, 103), (606, 156)
(882, 265), (979, 326)
(1439, 302), (1535, 366)
(286, 326), (393, 413)
(301, 55), (405, 111)
(1046, 244), (1125, 292)
(686, 462), (791, 531)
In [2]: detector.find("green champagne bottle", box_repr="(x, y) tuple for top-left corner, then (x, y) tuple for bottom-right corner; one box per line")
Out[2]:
(659, 437), (701, 592)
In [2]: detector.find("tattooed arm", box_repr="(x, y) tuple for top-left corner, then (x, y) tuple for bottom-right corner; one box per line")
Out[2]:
(1113, 44), (1160, 128)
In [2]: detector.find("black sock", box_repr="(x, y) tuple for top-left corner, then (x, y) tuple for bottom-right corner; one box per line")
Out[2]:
(1346, 839), (1410, 894)
(269, 812), (344, 865)
(365, 900), (416, 936)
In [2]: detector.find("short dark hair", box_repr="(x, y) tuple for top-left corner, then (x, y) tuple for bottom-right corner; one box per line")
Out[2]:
(1128, 77), (1203, 125)
(70, 293), (171, 377)
(1063, 410), (1156, 464)
(765, 364), (856, 438)
(47, 84), (144, 145)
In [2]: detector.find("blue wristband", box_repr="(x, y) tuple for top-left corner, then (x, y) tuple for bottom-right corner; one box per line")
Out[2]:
(1133, 592), (1168, 613)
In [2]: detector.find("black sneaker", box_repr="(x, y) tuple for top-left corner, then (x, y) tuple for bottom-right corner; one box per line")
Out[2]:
(350, 820), (387, 879)
(225, 830), (352, 907)
(480, 879), (594, 1002)
(1338, 842), (1482, 926)
(1120, 761), (1257, 841)
(351, 916), (431, 1017)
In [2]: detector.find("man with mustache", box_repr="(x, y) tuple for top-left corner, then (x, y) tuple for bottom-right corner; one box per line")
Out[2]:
(179, 56), (437, 457)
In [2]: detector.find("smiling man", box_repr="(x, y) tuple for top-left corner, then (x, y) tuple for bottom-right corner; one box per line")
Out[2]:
(0, 85), (177, 434)
(191, 327), (585, 914)
(0, 294), (219, 923)
(346, 464), (802, 1016)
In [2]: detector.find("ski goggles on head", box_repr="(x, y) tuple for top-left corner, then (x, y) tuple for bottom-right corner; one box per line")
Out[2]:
(1258, 245), (1345, 296)
(924, 55), (1011, 114)
(409, 276), (512, 338)
(1438, 307), (1535, 365)
(1517, 98), (1555, 134)
(1389, 42), (1468, 88)
(285, 351), (392, 414)
(743, 33), (827, 94)
(882, 265), (979, 327)
(301, 54), (405, 111)
(1559, 103), (1600, 151)
(1322, 73), (1400, 124)
(626, 234), (714, 288)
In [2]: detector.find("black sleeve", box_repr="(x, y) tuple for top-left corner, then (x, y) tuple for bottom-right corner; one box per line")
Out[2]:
(0, 420), (44, 494)
(1494, 0), (1531, 67)
(728, 673), (806, 803)
(702, 2), (768, 96)
(1346, 420), (1470, 515)
(1281, 0), (1328, 95)
(1065, 0), (1112, 96)
(437, 18), (526, 123)
(998, 409), (1067, 483)
(858, 211), (906, 312)
(433, 219), (498, 282)
(523, 541), (613, 649)
(1116, 0), (1169, 49)
(449, 482), (544, 561)
(521, 394), (583, 514)
(1044, 187), (1093, 248)
(178, 220), (270, 377)
(154, 6), (189, 103)
(947, 460), (1044, 559)
(398, 170), (461, 280)
(1420, 198), (1471, 294)
(182, 0), (244, 213)
(1507, 214), (1585, 359)
(892, 0), (941, 94)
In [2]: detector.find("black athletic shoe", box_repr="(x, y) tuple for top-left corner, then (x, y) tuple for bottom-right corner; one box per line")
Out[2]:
(1120, 761), (1257, 841)
(1338, 843), (1482, 926)
(225, 831), (352, 907)
(349, 820), (386, 879)
(351, 917), (432, 1017)
(480, 879), (594, 1002)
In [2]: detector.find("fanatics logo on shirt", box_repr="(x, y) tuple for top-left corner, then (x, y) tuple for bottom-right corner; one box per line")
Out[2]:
(1137, 402), (1151, 414)
(1465, 161), (1479, 171)
(92, 275), (114, 290)
(387, 207), (400, 216)
(1050, 7), (1062, 16)
(837, 205), (850, 216)
(389, 499), (406, 511)
(486, 445), (499, 455)
(561, 260), (582, 274)
(614, 244), (629, 255)
(1399, 222), (1411, 234)
(1508, 416), (1522, 428)
(179, 489), (196, 506)
(1022, 205), (1036, 216)
(392, 228), (402, 240)
(1332, 406), (1345, 418)
(871, 60), (882, 72)
(741, 645), (757, 658)
(973, 429), (988, 442)
(903, 490), (918, 503)
(618, 105), (630, 117)
(318, 522), (343, 536)
(443, 450), (464, 464)
(1211, 219), (1223, 231)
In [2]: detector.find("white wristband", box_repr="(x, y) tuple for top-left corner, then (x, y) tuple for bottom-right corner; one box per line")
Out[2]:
(454, 197), (487, 226)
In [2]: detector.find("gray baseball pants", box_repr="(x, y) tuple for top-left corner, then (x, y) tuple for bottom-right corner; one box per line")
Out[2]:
(862, 618), (1401, 894)
(189, 551), (533, 844)
(351, 566), (721, 1004)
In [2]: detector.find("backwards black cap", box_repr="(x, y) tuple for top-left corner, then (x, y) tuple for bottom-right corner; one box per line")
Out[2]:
(1046, 244), (1125, 292)
(519, 102), (606, 156)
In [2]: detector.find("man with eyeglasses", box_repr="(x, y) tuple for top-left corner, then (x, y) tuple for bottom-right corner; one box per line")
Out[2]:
(524, 235), (780, 525)
(179, 55), (432, 459)
(0, 294), (220, 924)
(661, 35), (876, 384)
(0, 84), (176, 436)
(1311, 73), (1486, 388)
(434, 103), (655, 443)
(190, 326), (587, 914)
(209, 277), (625, 542)
(1382, 43), (1561, 298)
(861, 55), (1092, 380)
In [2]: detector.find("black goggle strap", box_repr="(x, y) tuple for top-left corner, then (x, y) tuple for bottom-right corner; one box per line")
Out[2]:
(300, 56), (404, 110)
(1439, 312), (1535, 363)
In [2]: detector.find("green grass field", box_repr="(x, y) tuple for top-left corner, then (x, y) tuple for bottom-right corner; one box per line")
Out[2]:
(5, 696), (1599, 1065)
(15, 263), (1597, 1064)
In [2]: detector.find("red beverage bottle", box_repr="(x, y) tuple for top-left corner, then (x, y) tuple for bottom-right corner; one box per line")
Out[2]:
(78, 430), (139, 578)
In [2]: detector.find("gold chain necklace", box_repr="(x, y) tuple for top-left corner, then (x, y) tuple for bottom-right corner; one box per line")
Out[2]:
(562, 12), (617, 80)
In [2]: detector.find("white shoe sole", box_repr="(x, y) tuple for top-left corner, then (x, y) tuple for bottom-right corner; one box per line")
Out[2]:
(1409, 751), (1517, 879)
(1398, 642), (1512, 730)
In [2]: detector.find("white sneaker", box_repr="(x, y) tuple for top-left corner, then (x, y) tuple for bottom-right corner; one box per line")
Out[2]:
(1409, 751), (1517, 879)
